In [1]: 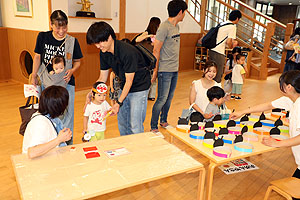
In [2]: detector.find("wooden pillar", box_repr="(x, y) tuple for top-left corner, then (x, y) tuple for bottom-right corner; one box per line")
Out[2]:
(246, 50), (252, 78)
(250, 13), (256, 47)
(119, 0), (126, 39)
(279, 23), (294, 72)
(260, 22), (275, 80)
(48, 0), (52, 30)
(200, 0), (207, 33)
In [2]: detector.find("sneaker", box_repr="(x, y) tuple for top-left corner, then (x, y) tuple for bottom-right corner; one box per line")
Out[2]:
(150, 129), (159, 133)
(235, 96), (242, 100)
(231, 95), (235, 99)
(160, 122), (174, 129)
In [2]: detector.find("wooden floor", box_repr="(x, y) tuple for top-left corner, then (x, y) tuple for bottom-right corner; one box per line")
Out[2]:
(0, 71), (295, 200)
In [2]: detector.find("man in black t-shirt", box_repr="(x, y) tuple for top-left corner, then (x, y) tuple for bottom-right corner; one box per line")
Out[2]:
(86, 22), (151, 136)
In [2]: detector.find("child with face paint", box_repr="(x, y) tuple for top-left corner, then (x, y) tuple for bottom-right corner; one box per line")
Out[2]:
(83, 82), (112, 141)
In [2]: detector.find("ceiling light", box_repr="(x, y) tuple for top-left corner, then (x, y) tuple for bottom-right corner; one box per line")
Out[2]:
(289, 2), (292, 5)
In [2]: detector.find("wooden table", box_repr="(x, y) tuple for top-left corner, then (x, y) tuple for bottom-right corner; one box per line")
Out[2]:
(167, 128), (279, 200)
(11, 132), (205, 200)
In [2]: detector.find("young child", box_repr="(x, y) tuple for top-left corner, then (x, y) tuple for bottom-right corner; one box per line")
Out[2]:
(204, 86), (226, 121)
(231, 54), (246, 100)
(189, 61), (222, 120)
(230, 70), (300, 180)
(49, 55), (65, 75)
(224, 47), (242, 93)
(40, 55), (68, 88)
(83, 82), (111, 141)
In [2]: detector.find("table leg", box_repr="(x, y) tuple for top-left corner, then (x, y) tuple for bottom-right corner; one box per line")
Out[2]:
(197, 168), (206, 200)
(205, 162), (217, 200)
(169, 135), (174, 144)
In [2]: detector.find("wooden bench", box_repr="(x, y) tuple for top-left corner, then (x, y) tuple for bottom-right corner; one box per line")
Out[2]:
(264, 177), (300, 200)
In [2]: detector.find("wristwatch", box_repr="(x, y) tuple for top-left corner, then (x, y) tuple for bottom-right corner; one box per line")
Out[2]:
(116, 99), (123, 107)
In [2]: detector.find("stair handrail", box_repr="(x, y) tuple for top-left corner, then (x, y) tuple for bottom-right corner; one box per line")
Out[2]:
(231, 0), (286, 29)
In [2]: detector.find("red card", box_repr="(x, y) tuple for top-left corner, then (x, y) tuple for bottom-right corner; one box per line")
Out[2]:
(83, 146), (98, 152)
(85, 152), (100, 159)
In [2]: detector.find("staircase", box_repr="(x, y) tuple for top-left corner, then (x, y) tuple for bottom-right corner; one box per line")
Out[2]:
(186, 0), (294, 79)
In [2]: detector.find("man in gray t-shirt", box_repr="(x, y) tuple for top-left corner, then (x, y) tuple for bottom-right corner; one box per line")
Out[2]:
(150, 0), (187, 131)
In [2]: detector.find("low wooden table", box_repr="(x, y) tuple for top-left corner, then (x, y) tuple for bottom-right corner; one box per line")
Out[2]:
(167, 128), (279, 200)
(11, 132), (205, 200)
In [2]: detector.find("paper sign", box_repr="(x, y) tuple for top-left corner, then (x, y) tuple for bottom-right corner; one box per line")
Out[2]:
(24, 84), (41, 98)
(218, 159), (259, 175)
(104, 147), (130, 158)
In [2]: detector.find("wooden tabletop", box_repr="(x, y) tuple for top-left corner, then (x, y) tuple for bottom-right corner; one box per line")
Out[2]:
(167, 127), (279, 164)
(11, 132), (203, 200)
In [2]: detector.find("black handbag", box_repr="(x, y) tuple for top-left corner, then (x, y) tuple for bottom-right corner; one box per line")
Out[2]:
(19, 96), (39, 136)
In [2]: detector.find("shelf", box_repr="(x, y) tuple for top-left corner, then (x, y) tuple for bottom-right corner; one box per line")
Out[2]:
(69, 16), (112, 20)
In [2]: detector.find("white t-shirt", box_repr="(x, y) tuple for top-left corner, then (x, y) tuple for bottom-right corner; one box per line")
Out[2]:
(193, 79), (221, 113)
(272, 96), (300, 169)
(84, 101), (111, 132)
(22, 114), (57, 154)
(232, 64), (245, 84)
(211, 21), (236, 55)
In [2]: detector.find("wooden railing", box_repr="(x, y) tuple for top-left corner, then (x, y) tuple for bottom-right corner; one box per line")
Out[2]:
(186, 0), (293, 79)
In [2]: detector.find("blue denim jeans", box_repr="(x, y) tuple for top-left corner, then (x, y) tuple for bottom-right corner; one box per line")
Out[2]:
(117, 89), (149, 136)
(151, 72), (178, 130)
(61, 84), (75, 145)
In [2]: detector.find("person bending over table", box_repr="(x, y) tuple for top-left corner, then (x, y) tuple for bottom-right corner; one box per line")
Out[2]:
(22, 86), (72, 159)
(230, 70), (300, 180)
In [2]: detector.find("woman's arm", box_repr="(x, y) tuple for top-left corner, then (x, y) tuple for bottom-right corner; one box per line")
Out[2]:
(230, 102), (274, 120)
(27, 128), (72, 159)
(262, 133), (300, 148)
(135, 32), (153, 43)
(31, 54), (41, 85)
(189, 83), (206, 116)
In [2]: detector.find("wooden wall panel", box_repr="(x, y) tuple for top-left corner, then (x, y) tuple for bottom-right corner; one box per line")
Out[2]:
(6, 29), (199, 90)
(179, 33), (200, 71)
(6, 28), (38, 84)
(0, 28), (11, 81)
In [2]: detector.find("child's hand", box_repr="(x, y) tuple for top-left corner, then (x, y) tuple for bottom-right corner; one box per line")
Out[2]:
(262, 136), (280, 147)
(57, 128), (72, 143)
(204, 112), (214, 119)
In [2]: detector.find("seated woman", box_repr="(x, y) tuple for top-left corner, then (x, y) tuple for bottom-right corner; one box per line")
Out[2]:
(189, 61), (221, 119)
(22, 86), (72, 159)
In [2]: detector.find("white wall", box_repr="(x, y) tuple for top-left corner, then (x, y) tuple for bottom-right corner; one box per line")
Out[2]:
(1, 0), (200, 33)
(52, 0), (119, 33)
(126, 0), (201, 33)
(1, 0), (49, 31)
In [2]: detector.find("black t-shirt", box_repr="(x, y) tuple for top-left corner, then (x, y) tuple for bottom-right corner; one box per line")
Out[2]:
(34, 31), (83, 86)
(100, 40), (151, 93)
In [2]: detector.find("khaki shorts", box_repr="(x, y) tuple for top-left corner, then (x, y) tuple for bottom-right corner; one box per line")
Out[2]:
(90, 131), (105, 141)
(232, 83), (243, 95)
